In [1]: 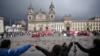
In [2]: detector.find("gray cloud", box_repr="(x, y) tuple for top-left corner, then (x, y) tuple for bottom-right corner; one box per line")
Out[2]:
(0, 0), (100, 25)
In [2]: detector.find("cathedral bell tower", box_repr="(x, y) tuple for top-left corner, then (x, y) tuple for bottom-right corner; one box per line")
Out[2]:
(28, 4), (34, 22)
(49, 2), (55, 21)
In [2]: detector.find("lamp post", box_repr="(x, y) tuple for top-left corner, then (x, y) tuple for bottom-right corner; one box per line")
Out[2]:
(10, 18), (12, 26)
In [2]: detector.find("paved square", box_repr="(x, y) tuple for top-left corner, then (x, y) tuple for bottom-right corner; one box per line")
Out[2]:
(0, 35), (98, 56)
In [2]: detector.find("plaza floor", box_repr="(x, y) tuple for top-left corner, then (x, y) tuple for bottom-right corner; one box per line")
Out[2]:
(0, 35), (98, 56)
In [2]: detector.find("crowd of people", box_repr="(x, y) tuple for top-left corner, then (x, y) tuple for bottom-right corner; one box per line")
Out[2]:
(0, 38), (100, 56)
(0, 31), (32, 39)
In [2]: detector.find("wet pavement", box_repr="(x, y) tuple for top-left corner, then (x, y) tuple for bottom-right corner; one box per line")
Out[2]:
(0, 35), (98, 56)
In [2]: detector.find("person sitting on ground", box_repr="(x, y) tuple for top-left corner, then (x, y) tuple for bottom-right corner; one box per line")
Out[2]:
(35, 41), (73, 56)
(74, 38), (100, 56)
(0, 39), (34, 56)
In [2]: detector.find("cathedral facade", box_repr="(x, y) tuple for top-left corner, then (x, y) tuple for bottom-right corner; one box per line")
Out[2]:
(27, 2), (100, 32)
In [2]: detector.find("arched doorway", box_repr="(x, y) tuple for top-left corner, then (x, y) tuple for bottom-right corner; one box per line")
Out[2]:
(45, 27), (48, 30)
(86, 22), (90, 32)
(66, 22), (70, 36)
(66, 22), (70, 31)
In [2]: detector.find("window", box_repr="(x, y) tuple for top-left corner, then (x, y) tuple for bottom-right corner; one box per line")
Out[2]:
(51, 15), (53, 18)
(94, 27), (95, 29)
(96, 27), (98, 29)
(29, 16), (31, 20)
(94, 24), (95, 26)
(96, 24), (98, 26)
(91, 24), (92, 26)
(40, 27), (42, 31)
(81, 28), (82, 30)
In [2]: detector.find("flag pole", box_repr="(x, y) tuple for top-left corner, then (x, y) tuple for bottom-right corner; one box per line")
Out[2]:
(10, 18), (12, 26)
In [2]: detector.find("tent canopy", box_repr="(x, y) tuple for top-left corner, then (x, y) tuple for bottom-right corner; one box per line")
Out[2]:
(43, 29), (53, 35)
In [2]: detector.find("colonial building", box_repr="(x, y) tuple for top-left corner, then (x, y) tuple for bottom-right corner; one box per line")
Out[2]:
(0, 17), (4, 33)
(27, 2), (100, 32)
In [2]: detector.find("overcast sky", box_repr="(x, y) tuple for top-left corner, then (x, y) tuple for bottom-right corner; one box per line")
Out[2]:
(0, 0), (100, 25)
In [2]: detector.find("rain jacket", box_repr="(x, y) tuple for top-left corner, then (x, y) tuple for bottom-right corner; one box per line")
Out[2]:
(0, 43), (31, 56)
